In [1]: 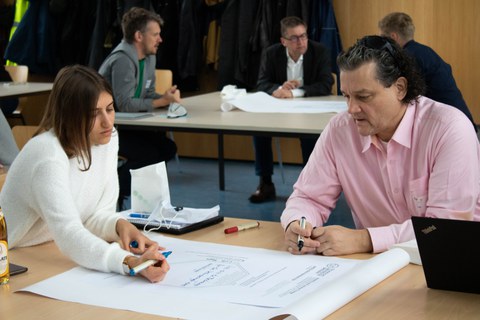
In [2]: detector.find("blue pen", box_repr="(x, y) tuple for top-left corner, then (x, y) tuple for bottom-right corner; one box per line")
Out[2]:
(129, 240), (139, 248)
(129, 251), (172, 276)
(129, 213), (150, 219)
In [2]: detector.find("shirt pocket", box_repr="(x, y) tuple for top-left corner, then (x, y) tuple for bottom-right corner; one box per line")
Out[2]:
(409, 175), (429, 215)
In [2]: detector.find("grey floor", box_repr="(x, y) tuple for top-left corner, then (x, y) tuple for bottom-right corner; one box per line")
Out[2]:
(161, 157), (355, 228)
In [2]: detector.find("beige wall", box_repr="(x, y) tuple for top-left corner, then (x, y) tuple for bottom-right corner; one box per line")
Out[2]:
(333, 0), (480, 123)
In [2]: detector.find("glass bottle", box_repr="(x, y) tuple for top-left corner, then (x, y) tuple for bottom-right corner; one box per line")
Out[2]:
(0, 207), (9, 285)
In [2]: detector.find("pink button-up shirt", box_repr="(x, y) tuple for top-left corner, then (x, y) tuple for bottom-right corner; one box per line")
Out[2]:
(281, 96), (480, 253)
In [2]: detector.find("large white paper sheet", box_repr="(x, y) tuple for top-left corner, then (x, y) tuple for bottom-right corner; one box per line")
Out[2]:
(392, 239), (421, 265)
(280, 248), (410, 320)
(19, 236), (409, 320)
(221, 92), (347, 113)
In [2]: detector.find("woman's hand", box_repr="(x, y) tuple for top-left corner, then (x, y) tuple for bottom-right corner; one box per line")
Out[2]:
(116, 219), (160, 254)
(124, 243), (170, 283)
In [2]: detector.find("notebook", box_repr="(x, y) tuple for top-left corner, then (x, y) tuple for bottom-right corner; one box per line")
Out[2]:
(411, 216), (480, 294)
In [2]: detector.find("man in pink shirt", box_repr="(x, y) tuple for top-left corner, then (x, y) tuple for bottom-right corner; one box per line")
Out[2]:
(282, 35), (480, 255)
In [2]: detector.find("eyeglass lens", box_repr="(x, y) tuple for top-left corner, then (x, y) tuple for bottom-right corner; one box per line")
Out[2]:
(286, 33), (307, 42)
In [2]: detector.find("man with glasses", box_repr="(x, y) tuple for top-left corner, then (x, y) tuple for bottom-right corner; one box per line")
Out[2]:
(250, 16), (334, 203)
(99, 7), (181, 208)
(379, 12), (476, 131)
(281, 35), (480, 256)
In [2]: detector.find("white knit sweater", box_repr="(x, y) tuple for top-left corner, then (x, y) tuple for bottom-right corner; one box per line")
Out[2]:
(0, 130), (129, 275)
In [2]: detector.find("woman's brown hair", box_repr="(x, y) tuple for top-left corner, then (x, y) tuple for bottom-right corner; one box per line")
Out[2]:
(36, 65), (114, 171)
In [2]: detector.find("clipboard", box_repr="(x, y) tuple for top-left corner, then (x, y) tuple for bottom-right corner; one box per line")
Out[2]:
(128, 215), (224, 235)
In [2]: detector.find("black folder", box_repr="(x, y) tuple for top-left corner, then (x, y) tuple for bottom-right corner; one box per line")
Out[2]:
(128, 215), (224, 235)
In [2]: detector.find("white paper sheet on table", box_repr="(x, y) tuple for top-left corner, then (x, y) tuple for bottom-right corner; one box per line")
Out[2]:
(221, 92), (347, 113)
(392, 239), (421, 265)
(19, 235), (409, 320)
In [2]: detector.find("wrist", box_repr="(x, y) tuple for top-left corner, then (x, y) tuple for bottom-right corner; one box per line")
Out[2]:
(122, 255), (136, 275)
(153, 97), (169, 108)
(116, 218), (128, 235)
(359, 229), (373, 253)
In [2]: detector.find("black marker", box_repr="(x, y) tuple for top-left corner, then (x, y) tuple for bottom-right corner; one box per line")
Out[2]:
(297, 216), (307, 251)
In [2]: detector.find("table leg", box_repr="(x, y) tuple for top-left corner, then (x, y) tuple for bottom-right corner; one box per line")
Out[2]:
(218, 133), (225, 190)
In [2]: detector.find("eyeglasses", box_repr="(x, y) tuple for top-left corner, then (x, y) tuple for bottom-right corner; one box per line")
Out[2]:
(358, 35), (396, 60)
(284, 33), (308, 43)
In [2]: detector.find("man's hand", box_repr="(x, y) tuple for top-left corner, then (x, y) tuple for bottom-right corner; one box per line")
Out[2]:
(272, 87), (294, 99)
(284, 220), (320, 254)
(311, 225), (373, 256)
(153, 85), (182, 108)
(281, 80), (300, 90)
(163, 85), (181, 103)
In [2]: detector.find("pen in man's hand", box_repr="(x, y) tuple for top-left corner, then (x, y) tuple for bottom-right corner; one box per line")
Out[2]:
(297, 217), (307, 251)
(129, 251), (172, 276)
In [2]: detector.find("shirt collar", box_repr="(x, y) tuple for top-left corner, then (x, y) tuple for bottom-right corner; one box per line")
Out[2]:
(359, 101), (416, 152)
(286, 48), (303, 64)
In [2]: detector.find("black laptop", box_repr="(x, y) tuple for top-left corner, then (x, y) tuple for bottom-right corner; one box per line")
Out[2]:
(412, 216), (480, 294)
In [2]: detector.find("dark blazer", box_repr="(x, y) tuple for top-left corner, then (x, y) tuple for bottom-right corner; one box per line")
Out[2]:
(256, 40), (333, 97)
(404, 40), (476, 130)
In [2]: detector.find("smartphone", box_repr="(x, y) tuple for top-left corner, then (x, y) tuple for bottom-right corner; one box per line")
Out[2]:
(9, 263), (28, 276)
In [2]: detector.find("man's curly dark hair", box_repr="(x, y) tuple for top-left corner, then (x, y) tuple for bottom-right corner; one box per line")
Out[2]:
(337, 35), (425, 104)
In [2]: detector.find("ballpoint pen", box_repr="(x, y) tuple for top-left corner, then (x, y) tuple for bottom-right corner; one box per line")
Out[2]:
(129, 251), (172, 276)
(297, 217), (307, 251)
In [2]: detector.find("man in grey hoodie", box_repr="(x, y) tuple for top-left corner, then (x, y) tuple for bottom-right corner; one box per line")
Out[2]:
(99, 7), (181, 208)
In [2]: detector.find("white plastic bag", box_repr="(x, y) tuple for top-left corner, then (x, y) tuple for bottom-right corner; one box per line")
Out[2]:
(130, 162), (170, 213)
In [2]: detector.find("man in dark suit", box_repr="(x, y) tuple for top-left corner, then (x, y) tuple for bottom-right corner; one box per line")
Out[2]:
(250, 16), (334, 203)
(378, 12), (476, 131)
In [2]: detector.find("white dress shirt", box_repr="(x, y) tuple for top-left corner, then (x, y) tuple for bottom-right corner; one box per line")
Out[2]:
(286, 48), (305, 97)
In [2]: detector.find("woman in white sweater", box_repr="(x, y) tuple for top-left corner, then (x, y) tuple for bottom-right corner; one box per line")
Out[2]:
(0, 65), (169, 282)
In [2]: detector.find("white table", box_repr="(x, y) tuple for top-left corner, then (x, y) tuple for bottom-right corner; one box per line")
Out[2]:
(115, 92), (346, 190)
(0, 82), (53, 98)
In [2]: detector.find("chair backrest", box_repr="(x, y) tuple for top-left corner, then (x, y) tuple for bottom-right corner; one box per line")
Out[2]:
(11, 125), (38, 149)
(155, 69), (173, 94)
(331, 73), (337, 95)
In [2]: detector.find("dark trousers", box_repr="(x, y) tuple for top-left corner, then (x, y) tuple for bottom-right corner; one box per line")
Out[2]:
(252, 136), (317, 177)
(117, 129), (177, 199)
